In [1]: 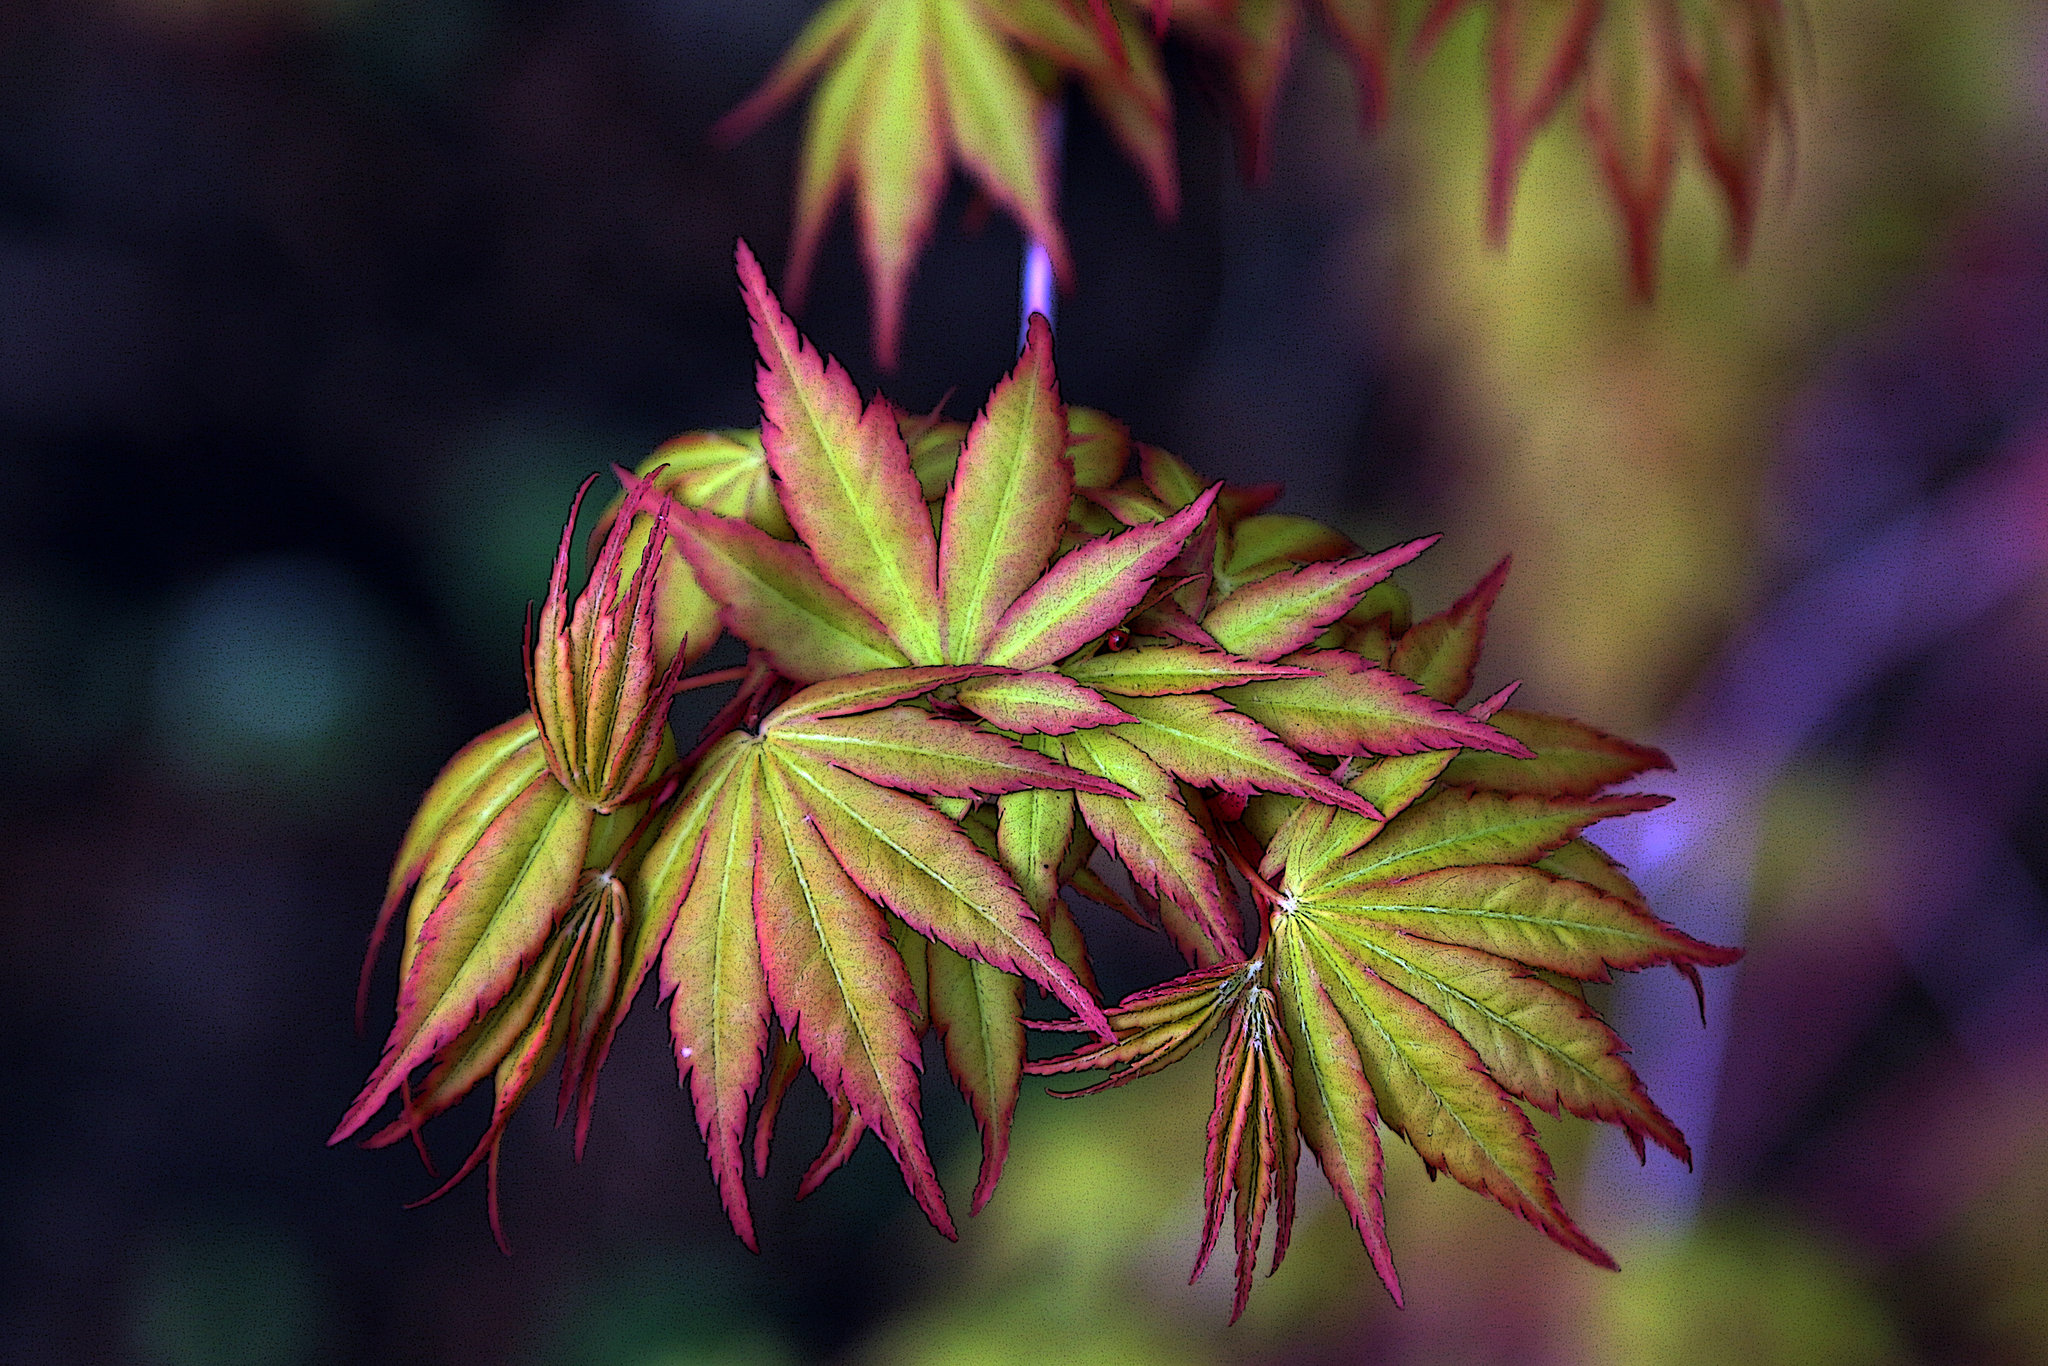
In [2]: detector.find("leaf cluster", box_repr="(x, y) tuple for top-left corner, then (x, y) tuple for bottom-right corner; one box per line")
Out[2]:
(723, 0), (1793, 362)
(336, 243), (1735, 1318)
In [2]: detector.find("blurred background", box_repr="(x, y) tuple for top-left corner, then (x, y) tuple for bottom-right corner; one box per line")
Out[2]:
(2, 0), (2045, 1361)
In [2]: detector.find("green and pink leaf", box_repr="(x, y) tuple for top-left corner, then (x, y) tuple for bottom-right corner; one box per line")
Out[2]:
(984, 487), (1220, 668)
(956, 671), (1135, 735)
(927, 940), (1027, 1212)
(656, 748), (771, 1249)
(1315, 788), (1671, 893)
(1296, 916), (1613, 1268)
(739, 241), (943, 654)
(769, 665), (1001, 724)
(769, 754), (1112, 1040)
(768, 705), (1133, 801)
(1322, 920), (1690, 1162)
(938, 314), (1072, 661)
(1273, 920), (1401, 1304)
(1308, 864), (1739, 980)
(755, 775), (956, 1237)
(1390, 555), (1510, 704)
(1224, 650), (1533, 759)
(1065, 642), (1315, 697)
(335, 771), (592, 1144)
(674, 506), (910, 683)
(1109, 692), (1380, 816)
(1203, 536), (1437, 663)
(1059, 728), (1240, 965)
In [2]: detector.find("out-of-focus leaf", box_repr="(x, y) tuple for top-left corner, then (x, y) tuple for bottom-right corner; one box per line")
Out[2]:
(1582, 1), (1685, 295)
(720, 0), (1158, 366)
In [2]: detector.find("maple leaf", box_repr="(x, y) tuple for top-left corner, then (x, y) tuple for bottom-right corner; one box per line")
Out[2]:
(725, 0), (1788, 356)
(715, 0), (1165, 367)
(927, 930), (1030, 1213)
(1215, 512), (1358, 596)
(1418, 0), (1791, 292)
(637, 666), (1123, 1245)
(362, 866), (633, 1252)
(1389, 554), (1510, 703)
(585, 428), (792, 672)
(1036, 770), (1732, 1313)
(657, 249), (1377, 1225)
(685, 245), (1365, 972)
(1030, 959), (1305, 1325)
(525, 472), (691, 812)
(1258, 774), (1738, 1284)
(951, 400), (1534, 973)
(1027, 557), (1736, 1317)
(1196, 979), (1300, 1323)
(679, 243), (1220, 679)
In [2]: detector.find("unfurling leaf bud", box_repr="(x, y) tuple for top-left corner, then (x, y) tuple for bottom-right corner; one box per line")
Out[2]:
(527, 471), (690, 812)
(355, 855), (646, 1253)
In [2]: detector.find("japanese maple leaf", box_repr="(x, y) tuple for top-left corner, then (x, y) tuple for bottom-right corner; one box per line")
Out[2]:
(634, 665), (1124, 1248)
(1032, 554), (1737, 1317)
(678, 241), (1222, 680)
(1042, 633), (1526, 968)
(1028, 959), (1297, 1322)
(907, 367), (1540, 967)
(1039, 758), (1733, 1314)
(1263, 776), (1737, 1286)
(714, 0), (1167, 367)
(672, 243), (1379, 1206)
(1417, 0), (1790, 292)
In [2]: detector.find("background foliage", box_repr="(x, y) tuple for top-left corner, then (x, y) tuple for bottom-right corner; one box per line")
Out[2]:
(2, 0), (2045, 1362)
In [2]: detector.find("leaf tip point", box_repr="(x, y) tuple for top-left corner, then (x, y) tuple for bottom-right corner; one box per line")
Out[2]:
(734, 236), (764, 287)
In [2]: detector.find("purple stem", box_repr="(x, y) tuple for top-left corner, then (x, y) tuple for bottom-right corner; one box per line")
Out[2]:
(1019, 101), (1065, 350)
